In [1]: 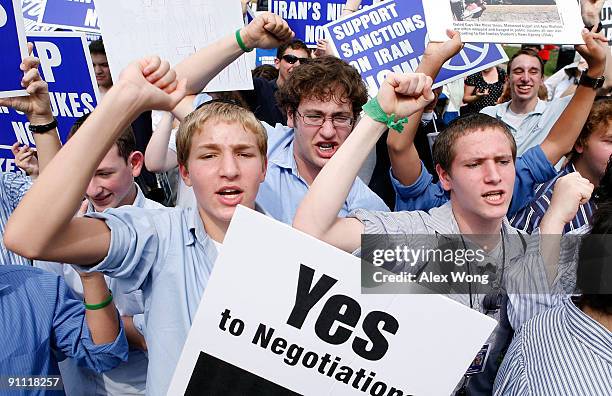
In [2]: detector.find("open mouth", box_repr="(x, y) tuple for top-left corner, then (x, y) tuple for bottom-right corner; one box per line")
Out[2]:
(317, 142), (336, 152)
(482, 191), (505, 203)
(216, 188), (243, 199)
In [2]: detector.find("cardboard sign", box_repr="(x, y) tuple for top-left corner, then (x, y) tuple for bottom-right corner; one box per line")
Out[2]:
(324, 0), (507, 96)
(37, 0), (100, 33)
(0, 32), (99, 171)
(93, 0), (253, 93)
(0, 0), (29, 98)
(269, 0), (374, 47)
(424, 0), (584, 45)
(168, 206), (497, 395)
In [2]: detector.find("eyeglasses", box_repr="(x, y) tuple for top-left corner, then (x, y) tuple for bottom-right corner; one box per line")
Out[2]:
(282, 54), (309, 65)
(295, 110), (354, 128)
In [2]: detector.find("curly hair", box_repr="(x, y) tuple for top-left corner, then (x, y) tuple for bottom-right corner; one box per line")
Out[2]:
(571, 98), (612, 158)
(275, 56), (368, 119)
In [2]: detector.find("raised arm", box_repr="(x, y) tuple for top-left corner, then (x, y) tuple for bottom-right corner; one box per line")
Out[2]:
(387, 31), (462, 186)
(0, 54), (62, 173)
(79, 271), (121, 344)
(174, 12), (293, 95)
(540, 28), (608, 164)
(342, 0), (362, 15)
(4, 57), (186, 264)
(293, 73), (434, 252)
(145, 112), (178, 172)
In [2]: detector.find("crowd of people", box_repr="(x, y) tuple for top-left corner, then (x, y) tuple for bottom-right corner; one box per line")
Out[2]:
(0, 0), (611, 395)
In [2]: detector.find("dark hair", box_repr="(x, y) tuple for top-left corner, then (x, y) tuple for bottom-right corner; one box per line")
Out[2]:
(88, 39), (106, 55)
(252, 64), (279, 81)
(506, 49), (544, 77)
(432, 113), (517, 173)
(68, 113), (136, 163)
(276, 56), (368, 118)
(570, 98), (612, 159)
(276, 39), (310, 59)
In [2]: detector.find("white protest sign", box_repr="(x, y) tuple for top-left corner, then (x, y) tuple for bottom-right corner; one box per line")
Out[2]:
(168, 206), (497, 395)
(424, 0), (584, 45)
(93, 0), (253, 92)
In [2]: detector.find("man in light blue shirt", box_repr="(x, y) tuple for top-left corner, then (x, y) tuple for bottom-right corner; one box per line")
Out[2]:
(4, 15), (294, 396)
(256, 56), (389, 223)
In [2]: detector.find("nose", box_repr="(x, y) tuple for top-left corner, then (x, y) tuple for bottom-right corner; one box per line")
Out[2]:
(318, 118), (337, 140)
(86, 179), (103, 197)
(483, 161), (501, 184)
(219, 154), (239, 179)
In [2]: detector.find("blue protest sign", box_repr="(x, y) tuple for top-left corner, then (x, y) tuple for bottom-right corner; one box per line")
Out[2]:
(37, 0), (99, 33)
(0, 0), (29, 98)
(255, 48), (278, 66)
(269, 0), (374, 47)
(324, 0), (507, 96)
(0, 32), (99, 173)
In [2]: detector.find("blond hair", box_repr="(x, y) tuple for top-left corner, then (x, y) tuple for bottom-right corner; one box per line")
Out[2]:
(176, 101), (267, 170)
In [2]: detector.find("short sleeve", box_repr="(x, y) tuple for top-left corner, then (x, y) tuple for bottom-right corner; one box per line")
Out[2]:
(82, 207), (169, 293)
(493, 328), (529, 395)
(465, 72), (479, 86)
(391, 163), (449, 212)
(509, 146), (556, 218)
(1, 172), (32, 212)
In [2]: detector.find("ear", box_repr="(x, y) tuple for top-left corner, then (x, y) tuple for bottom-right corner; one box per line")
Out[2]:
(574, 141), (585, 155)
(260, 158), (268, 183)
(274, 58), (281, 70)
(179, 163), (193, 187)
(128, 151), (144, 177)
(436, 164), (452, 192)
(286, 109), (296, 128)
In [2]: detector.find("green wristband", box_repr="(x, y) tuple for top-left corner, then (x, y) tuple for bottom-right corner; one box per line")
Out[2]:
(235, 29), (253, 53)
(362, 97), (409, 132)
(84, 290), (113, 310)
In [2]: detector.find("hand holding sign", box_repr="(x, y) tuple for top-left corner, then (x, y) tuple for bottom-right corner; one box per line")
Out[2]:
(0, 52), (54, 126)
(377, 72), (434, 119)
(241, 12), (294, 50)
(115, 56), (186, 113)
(581, 0), (606, 26)
(11, 142), (38, 177)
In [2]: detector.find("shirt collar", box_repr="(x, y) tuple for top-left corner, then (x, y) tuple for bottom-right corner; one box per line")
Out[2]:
(498, 98), (547, 118)
(184, 204), (269, 246)
(430, 202), (526, 261)
(565, 297), (612, 364)
(269, 133), (300, 175)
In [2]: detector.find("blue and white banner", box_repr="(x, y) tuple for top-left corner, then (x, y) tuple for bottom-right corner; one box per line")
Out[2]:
(324, 0), (507, 96)
(1, 0), (29, 99)
(21, 0), (55, 32)
(37, 0), (99, 33)
(269, 0), (374, 47)
(0, 32), (99, 172)
(255, 48), (278, 67)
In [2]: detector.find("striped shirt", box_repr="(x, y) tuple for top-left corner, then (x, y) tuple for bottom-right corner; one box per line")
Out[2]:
(0, 172), (33, 266)
(494, 297), (612, 395)
(511, 163), (595, 234)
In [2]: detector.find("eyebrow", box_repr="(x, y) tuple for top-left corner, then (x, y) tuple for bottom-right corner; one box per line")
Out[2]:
(196, 143), (257, 150)
(462, 154), (513, 162)
(301, 109), (353, 116)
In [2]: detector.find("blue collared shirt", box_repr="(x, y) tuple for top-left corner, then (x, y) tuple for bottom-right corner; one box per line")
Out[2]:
(511, 163), (596, 234)
(494, 297), (612, 395)
(35, 183), (161, 395)
(257, 123), (389, 224)
(481, 96), (571, 155)
(83, 206), (220, 396)
(0, 172), (33, 266)
(0, 265), (128, 395)
(393, 145), (556, 219)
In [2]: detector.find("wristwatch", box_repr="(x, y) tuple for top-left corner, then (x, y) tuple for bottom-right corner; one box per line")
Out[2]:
(28, 118), (57, 133)
(579, 71), (605, 89)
